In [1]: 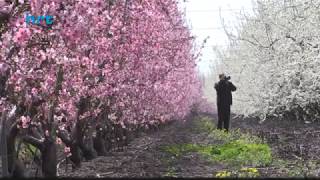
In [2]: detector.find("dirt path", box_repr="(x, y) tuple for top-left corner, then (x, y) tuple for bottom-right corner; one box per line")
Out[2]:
(58, 116), (224, 178)
(57, 113), (320, 178)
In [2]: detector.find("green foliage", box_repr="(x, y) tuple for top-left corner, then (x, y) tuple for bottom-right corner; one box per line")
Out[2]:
(207, 128), (263, 144)
(206, 139), (272, 167)
(17, 141), (40, 162)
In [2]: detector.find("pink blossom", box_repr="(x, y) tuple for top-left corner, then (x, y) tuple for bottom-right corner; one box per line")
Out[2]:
(45, 130), (49, 137)
(13, 27), (31, 46)
(56, 138), (62, 145)
(20, 116), (31, 129)
(31, 88), (38, 96)
(108, 113), (117, 121)
(64, 147), (70, 153)
(64, 147), (72, 157)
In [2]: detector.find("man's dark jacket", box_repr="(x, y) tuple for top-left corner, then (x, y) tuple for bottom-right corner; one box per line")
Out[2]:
(214, 79), (237, 106)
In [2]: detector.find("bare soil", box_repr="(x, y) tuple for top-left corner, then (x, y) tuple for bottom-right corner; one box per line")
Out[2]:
(54, 113), (320, 177)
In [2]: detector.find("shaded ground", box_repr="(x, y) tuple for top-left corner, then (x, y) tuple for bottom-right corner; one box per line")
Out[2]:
(54, 113), (320, 177)
(59, 116), (224, 178)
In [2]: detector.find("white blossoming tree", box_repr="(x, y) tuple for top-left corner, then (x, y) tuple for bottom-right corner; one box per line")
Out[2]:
(210, 0), (320, 122)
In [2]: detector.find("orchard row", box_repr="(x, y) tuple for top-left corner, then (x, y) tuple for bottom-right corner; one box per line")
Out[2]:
(0, 0), (212, 177)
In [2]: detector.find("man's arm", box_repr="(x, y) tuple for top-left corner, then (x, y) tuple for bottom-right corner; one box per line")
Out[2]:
(229, 82), (237, 92)
(214, 82), (218, 90)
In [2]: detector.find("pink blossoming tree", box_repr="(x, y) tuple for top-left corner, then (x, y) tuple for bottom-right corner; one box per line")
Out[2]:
(0, 0), (204, 177)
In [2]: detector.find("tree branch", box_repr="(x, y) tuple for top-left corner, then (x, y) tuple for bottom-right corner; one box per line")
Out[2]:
(56, 130), (72, 146)
(22, 136), (44, 150)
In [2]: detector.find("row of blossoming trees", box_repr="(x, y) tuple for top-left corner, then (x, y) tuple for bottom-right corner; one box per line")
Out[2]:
(0, 0), (206, 177)
(211, 0), (320, 122)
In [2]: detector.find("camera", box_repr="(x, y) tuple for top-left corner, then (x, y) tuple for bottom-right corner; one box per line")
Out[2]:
(225, 76), (231, 80)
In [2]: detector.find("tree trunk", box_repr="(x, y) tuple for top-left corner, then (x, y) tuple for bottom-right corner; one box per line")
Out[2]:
(7, 126), (26, 177)
(41, 137), (57, 177)
(104, 129), (112, 152)
(93, 125), (107, 156)
(56, 130), (82, 169)
(69, 142), (82, 169)
(0, 113), (9, 177)
(79, 137), (97, 160)
(75, 119), (97, 160)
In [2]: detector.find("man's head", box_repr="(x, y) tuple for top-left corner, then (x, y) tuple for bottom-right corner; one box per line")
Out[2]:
(219, 73), (225, 80)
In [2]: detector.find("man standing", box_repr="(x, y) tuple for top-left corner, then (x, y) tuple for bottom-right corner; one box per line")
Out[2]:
(214, 73), (237, 132)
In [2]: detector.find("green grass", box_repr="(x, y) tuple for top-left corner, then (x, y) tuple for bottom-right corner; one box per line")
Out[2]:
(162, 140), (272, 168)
(162, 115), (272, 171)
(206, 139), (272, 167)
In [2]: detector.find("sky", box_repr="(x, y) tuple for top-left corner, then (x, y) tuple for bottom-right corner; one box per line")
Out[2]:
(178, 0), (255, 75)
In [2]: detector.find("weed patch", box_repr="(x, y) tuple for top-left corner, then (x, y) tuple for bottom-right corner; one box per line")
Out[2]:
(163, 116), (272, 168)
(206, 139), (272, 167)
(163, 140), (271, 168)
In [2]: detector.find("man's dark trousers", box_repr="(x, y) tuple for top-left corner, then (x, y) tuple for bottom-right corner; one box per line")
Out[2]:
(217, 103), (230, 132)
